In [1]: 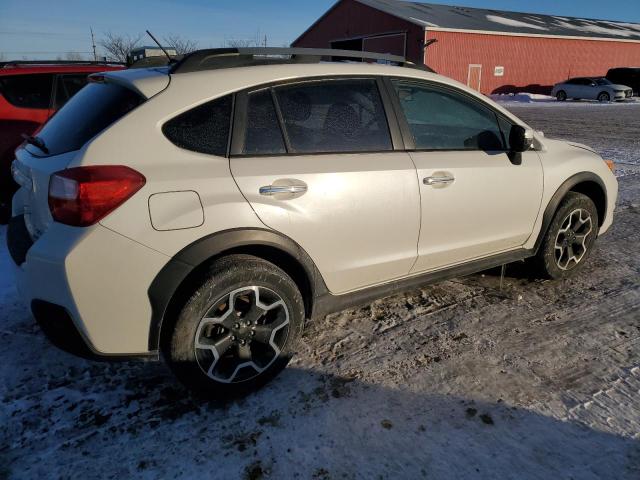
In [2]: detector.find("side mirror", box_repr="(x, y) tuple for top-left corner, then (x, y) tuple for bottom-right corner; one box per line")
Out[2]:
(508, 125), (534, 166)
(509, 125), (534, 153)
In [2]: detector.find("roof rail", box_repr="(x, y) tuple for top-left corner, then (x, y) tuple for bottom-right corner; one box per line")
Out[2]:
(0, 60), (125, 68)
(169, 47), (433, 74)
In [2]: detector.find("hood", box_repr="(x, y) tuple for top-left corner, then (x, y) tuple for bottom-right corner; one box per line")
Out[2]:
(606, 83), (631, 91)
(564, 141), (598, 154)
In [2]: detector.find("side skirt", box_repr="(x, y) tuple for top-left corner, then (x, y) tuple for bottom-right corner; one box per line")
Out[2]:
(312, 248), (533, 319)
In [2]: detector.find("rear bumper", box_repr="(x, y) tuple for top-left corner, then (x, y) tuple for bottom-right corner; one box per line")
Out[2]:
(9, 217), (169, 358)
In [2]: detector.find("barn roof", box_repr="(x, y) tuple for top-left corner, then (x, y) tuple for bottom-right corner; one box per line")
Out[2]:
(355, 0), (640, 41)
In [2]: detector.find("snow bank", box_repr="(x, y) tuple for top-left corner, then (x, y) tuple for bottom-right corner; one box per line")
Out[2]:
(490, 92), (555, 103)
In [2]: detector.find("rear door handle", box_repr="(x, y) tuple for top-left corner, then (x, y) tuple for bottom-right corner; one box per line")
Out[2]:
(259, 184), (307, 196)
(424, 175), (455, 186)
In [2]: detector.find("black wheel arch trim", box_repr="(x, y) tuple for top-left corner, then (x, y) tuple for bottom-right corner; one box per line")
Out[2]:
(533, 171), (607, 253)
(147, 227), (329, 351)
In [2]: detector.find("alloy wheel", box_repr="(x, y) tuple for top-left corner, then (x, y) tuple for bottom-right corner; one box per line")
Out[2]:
(194, 286), (290, 383)
(554, 208), (593, 271)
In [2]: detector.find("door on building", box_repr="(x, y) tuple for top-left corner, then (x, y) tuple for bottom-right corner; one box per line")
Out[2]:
(386, 79), (543, 273)
(362, 33), (407, 57)
(467, 64), (482, 92)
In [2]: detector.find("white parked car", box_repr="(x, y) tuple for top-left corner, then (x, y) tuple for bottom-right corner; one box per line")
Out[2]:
(551, 76), (633, 102)
(7, 48), (618, 396)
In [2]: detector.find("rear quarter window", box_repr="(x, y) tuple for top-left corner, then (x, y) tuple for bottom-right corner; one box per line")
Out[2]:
(162, 95), (232, 156)
(0, 74), (54, 109)
(31, 82), (144, 156)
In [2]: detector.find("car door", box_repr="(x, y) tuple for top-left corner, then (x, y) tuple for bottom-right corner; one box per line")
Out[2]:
(230, 78), (420, 294)
(385, 78), (543, 273)
(581, 78), (598, 100)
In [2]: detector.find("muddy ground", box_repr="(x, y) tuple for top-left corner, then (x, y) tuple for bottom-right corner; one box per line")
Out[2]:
(1, 102), (639, 479)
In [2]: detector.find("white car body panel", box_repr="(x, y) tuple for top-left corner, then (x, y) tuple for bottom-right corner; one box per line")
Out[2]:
(231, 152), (420, 294)
(410, 149), (543, 273)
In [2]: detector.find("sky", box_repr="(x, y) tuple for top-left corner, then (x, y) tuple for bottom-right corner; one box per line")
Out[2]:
(1, 0), (639, 60)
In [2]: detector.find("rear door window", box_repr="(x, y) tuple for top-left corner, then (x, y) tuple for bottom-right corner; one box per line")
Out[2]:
(30, 81), (144, 157)
(274, 79), (392, 153)
(242, 89), (286, 155)
(163, 95), (232, 156)
(0, 74), (54, 109)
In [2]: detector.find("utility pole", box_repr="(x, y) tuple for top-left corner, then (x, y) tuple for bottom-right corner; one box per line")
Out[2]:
(264, 34), (267, 47)
(90, 27), (97, 61)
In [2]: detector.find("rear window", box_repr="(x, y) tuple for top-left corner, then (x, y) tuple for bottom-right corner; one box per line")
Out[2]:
(0, 74), (54, 109)
(31, 82), (143, 157)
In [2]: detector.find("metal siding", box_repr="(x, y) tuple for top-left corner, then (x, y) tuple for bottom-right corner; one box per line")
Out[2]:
(425, 30), (640, 95)
(293, 0), (425, 63)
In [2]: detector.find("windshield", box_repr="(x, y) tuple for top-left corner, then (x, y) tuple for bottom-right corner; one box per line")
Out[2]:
(595, 78), (612, 86)
(29, 82), (144, 157)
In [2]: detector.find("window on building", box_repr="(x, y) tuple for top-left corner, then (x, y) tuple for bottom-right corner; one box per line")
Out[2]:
(163, 95), (232, 156)
(392, 80), (506, 151)
(274, 79), (392, 153)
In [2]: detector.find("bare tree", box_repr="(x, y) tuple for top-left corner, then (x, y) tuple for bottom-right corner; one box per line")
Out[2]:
(163, 34), (198, 55)
(224, 30), (266, 48)
(99, 32), (142, 63)
(65, 52), (85, 61)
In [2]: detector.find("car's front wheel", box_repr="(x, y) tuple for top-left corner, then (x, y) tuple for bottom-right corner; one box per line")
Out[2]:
(556, 90), (567, 101)
(164, 254), (305, 397)
(598, 92), (610, 102)
(534, 192), (599, 279)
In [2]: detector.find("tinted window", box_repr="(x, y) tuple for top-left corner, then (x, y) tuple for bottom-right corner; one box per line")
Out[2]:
(275, 79), (392, 153)
(163, 95), (232, 156)
(242, 89), (286, 155)
(392, 81), (505, 151)
(32, 82), (143, 156)
(53, 74), (88, 109)
(0, 74), (53, 109)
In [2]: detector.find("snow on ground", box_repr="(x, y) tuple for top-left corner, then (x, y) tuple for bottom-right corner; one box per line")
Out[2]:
(1, 104), (639, 479)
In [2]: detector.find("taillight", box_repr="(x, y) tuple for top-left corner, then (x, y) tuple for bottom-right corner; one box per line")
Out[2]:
(48, 166), (145, 227)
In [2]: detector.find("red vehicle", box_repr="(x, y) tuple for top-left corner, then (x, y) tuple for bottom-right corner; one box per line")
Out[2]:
(0, 61), (124, 223)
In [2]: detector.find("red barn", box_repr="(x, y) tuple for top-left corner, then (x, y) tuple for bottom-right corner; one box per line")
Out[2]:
(292, 0), (640, 95)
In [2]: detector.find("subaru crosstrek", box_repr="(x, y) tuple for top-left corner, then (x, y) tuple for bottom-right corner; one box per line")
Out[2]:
(7, 48), (618, 396)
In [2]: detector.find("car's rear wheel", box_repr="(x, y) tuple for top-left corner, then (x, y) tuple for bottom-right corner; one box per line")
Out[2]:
(164, 254), (305, 397)
(556, 90), (567, 101)
(534, 192), (599, 279)
(598, 92), (610, 102)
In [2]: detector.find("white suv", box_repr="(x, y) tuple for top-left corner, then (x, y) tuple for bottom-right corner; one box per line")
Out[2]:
(7, 48), (618, 396)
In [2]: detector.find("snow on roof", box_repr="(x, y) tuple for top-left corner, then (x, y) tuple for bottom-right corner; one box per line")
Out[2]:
(356, 0), (640, 40)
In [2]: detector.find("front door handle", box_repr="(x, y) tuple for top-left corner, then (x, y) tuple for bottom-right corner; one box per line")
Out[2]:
(259, 184), (307, 196)
(424, 175), (455, 186)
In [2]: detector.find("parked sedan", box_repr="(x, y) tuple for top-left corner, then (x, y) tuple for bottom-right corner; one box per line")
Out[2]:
(551, 77), (633, 102)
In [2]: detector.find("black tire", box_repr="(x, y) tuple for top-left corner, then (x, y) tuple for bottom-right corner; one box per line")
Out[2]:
(556, 90), (567, 101)
(164, 254), (305, 398)
(533, 192), (599, 280)
(598, 92), (610, 102)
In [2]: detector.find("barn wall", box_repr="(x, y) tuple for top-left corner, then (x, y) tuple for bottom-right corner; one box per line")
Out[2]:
(425, 30), (640, 95)
(293, 0), (425, 64)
